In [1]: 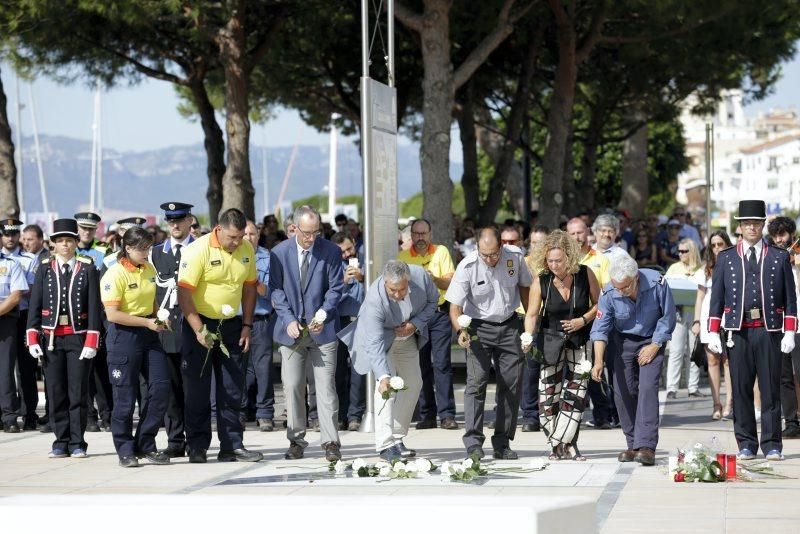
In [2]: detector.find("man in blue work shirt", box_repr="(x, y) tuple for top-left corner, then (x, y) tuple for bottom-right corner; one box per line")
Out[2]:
(75, 212), (110, 269)
(0, 235), (29, 433)
(242, 220), (276, 431)
(590, 254), (676, 466)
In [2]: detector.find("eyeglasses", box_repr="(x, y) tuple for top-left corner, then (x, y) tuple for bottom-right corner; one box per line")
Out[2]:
(733, 233), (742, 238)
(411, 231), (429, 237)
(677, 249), (689, 254)
(711, 242), (727, 248)
(190, 223), (200, 230)
(478, 251), (501, 260)
(296, 226), (321, 239)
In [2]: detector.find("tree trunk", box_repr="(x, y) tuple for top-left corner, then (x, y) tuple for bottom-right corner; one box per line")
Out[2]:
(218, 6), (255, 221)
(189, 80), (226, 226)
(419, 0), (455, 248)
(0, 68), (19, 218)
(577, 102), (605, 214)
(618, 116), (648, 218)
(457, 85), (480, 221)
(562, 124), (577, 218)
(539, 21), (577, 229)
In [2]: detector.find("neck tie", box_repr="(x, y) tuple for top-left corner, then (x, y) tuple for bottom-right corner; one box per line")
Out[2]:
(61, 263), (71, 277)
(174, 244), (182, 257)
(748, 246), (757, 271)
(300, 249), (310, 289)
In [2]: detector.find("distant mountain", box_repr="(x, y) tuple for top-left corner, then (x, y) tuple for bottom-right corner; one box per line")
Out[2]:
(14, 134), (462, 218)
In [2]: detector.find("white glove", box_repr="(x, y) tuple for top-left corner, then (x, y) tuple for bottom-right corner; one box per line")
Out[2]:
(781, 332), (795, 354)
(706, 333), (722, 355)
(79, 347), (97, 360)
(29, 344), (44, 360)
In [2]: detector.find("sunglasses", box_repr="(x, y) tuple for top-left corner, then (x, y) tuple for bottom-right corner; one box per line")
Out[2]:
(678, 249), (689, 254)
(190, 223), (200, 230)
(711, 242), (727, 248)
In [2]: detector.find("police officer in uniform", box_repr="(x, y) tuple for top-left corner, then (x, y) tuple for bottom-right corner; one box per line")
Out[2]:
(150, 202), (194, 457)
(590, 255), (676, 466)
(75, 211), (114, 432)
(1, 218), (39, 430)
(101, 217), (147, 275)
(707, 200), (797, 461)
(445, 227), (532, 459)
(0, 230), (28, 433)
(26, 219), (102, 457)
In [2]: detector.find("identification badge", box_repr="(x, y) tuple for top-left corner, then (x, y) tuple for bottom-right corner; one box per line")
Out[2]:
(507, 259), (514, 268)
(128, 283), (138, 289)
(750, 308), (761, 319)
(58, 315), (69, 326)
(211, 260), (222, 266)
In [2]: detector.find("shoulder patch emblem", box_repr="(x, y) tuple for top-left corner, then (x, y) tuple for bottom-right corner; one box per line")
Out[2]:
(180, 261), (188, 269)
(41, 258), (50, 264)
(77, 255), (92, 264)
(508, 269), (515, 276)
(103, 283), (111, 292)
(507, 259), (514, 268)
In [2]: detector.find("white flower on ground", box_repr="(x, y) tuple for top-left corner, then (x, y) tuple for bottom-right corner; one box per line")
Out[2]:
(520, 332), (533, 345)
(156, 308), (170, 322)
(389, 376), (405, 390)
(334, 460), (347, 475)
(529, 458), (546, 470)
(451, 464), (466, 475)
(221, 304), (235, 317)
(392, 462), (407, 473)
(375, 460), (390, 471)
(441, 461), (451, 474)
(313, 309), (327, 324)
(353, 458), (367, 471)
(576, 359), (593, 375)
(461, 457), (474, 470)
(415, 458), (433, 472)
(457, 315), (472, 329)
(405, 462), (419, 473)
(379, 465), (391, 477)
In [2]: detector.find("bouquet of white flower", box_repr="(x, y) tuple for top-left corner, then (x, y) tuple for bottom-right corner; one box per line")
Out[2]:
(442, 454), (488, 482)
(199, 304), (237, 376)
(378, 376), (408, 415)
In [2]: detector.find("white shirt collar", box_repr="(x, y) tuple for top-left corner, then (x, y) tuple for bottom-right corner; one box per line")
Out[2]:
(56, 256), (77, 270)
(296, 238), (313, 262)
(744, 239), (763, 258)
(170, 235), (192, 253)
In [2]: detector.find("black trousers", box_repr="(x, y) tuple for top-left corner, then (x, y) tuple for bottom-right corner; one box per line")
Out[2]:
(43, 334), (91, 452)
(780, 344), (799, 426)
(15, 311), (39, 424)
(0, 314), (20, 426)
(729, 328), (783, 454)
(88, 344), (113, 424)
(164, 352), (186, 449)
(462, 316), (524, 451)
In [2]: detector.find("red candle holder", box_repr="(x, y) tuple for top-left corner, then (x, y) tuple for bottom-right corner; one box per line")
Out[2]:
(716, 453), (727, 478)
(726, 454), (737, 480)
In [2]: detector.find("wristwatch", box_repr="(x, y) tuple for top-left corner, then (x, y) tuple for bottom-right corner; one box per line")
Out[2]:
(652, 341), (663, 348)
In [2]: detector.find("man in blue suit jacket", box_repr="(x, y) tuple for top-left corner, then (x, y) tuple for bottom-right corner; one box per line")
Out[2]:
(338, 261), (439, 461)
(269, 206), (344, 461)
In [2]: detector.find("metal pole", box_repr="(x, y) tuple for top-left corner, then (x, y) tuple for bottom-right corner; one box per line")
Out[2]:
(387, 0), (395, 87)
(359, 0), (375, 433)
(262, 143), (268, 220)
(27, 84), (49, 215)
(328, 113), (340, 221)
(14, 75), (23, 215)
(90, 85), (99, 212)
(705, 123), (713, 236)
(97, 84), (104, 217)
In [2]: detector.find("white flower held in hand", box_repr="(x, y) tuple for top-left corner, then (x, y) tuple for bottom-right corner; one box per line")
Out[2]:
(576, 359), (593, 377)
(520, 332), (533, 345)
(389, 376), (405, 390)
(310, 309), (327, 327)
(221, 304), (235, 317)
(457, 315), (472, 329)
(156, 308), (170, 322)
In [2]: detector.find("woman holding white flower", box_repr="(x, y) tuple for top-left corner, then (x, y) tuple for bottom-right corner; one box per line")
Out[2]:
(522, 230), (600, 461)
(100, 227), (172, 468)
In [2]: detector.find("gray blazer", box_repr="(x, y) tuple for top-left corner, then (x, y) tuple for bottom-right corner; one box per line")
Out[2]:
(338, 265), (439, 377)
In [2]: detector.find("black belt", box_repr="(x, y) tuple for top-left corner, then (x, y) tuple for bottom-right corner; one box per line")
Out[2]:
(254, 313), (272, 321)
(473, 314), (516, 327)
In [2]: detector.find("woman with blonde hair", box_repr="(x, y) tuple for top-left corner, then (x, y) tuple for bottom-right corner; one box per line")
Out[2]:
(664, 238), (704, 399)
(521, 230), (600, 460)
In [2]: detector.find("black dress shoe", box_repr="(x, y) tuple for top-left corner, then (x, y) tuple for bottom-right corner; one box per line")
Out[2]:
(440, 417), (459, 430)
(285, 442), (304, 460)
(188, 449), (208, 463)
(783, 425), (800, 439)
(119, 456), (140, 468)
(86, 420), (100, 432)
(258, 418), (274, 432)
(218, 448), (263, 462)
(493, 447), (519, 460)
(466, 445), (485, 459)
(4, 423), (20, 433)
(23, 418), (38, 431)
(521, 422), (540, 432)
(163, 447), (186, 458)
(141, 451), (171, 465)
(379, 444), (402, 462)
(324, 442), (342, 462)
(99, 419), (111, 432)
(397, 442), (416, 458)
(415, 419), (437, 430)
(39, 422), (52, 433)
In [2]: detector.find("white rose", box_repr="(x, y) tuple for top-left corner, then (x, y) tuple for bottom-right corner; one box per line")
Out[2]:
(379, 465), (391, 477)
(452, 464), (465, 475)
(415, 458), (433, 472)
(520, 332), (533, 345)
(221, 304), (235, 317)
(529, 458), (546, 470)
(457, 315), (472, 329)
(374, 461), (390, 471)
(684, 452), (696, 465)
(441, 461), (451, 474)
(334, 460), (347, 475)
(313, 309), (327, 324)
(405, 462), (419, 473)
(156, 308), (170, 322)
(393, 462), (408, 473)
(389, 376), (405, 390)
(461, 457), (474, 470)
(577, 360), (593, 375)
(353, 458), (367, 471)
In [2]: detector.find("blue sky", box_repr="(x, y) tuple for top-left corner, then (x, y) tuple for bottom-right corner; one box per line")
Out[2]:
(1, 47), (799, 154)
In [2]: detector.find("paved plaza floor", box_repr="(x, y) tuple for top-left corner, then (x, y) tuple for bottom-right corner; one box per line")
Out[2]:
(1, 380), (799, 533)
